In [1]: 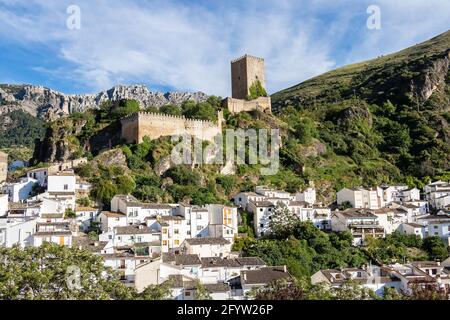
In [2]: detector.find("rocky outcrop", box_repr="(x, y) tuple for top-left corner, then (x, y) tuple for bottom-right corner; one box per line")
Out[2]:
(32, 124), (73, 164)
(413, 50), (450, 103)
(0, 84), (208, 119)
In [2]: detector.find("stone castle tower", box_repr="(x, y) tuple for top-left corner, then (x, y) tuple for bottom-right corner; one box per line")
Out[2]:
(231, 55), (266, 99)
(223, 54), (271, 114)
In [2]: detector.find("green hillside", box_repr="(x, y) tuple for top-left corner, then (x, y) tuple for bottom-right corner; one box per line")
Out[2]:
(270, 30), (450, 192)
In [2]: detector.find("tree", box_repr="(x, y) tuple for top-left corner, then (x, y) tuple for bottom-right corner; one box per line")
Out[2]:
(247, 80), (268, 100)
(268, 203), (300, 239)
(293, 118), (318, 144)
(112, 99), (141, 119)
(422, 236), (449, 261)
(194, 281), (212, 300)
(0, 243), (135, 300)
(160, 104), (182, 116)
(64, 208), (76, 219)
(138, 282), (173, 300)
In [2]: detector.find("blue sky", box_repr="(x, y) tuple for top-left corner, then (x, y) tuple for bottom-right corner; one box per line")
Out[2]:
(0, 0), (449, 96)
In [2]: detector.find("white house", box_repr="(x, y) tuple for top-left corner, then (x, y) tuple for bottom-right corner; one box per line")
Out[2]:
(398, 222), (426, 238)
(47, 172), (76, 194)
(337, 187), (384, 209)
(0, 217), (37, 247)
(255, 186), (292, 199)
(2, 177), (37, 202)
(311, 266), (402, 297)
(248, 200), (275, 237)
(424, 181), (450, 209)
(240, 266), (291, 297)
(0, 194), (8, 216)
(100, 225), (160, 247)
(27, 167), (49, 187)
(232, 192), (266, 211)
(206, 204), (238, 242)
(331, 209), (385, 246)
(294, 187), (316, 205)
(420, 212), (450, 243)
(397, 188), (421, 202)
(99, 211), (128, 233)
(381, 185), (409, 204)
(181, 237), (232, 258)
(75, 206), (100, 231)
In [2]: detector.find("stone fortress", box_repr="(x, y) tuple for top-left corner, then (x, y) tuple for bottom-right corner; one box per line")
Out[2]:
(121, 111), (223, 144)
(121, 54), (272, 143)
(222, 54), (272, 114)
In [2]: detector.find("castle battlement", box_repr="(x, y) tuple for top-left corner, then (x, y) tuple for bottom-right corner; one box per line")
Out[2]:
(121, 111), (222, 144)
(231, 54), (265, 64)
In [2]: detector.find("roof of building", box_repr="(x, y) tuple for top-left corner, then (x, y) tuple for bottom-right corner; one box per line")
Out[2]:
(141, 203), (174, 209)
(75, 206), (99, 212)
(185, 237), (230, 246)
(337, 209), (378, 218)
(101, 211), (126, 218)
(40, 213), (64, 218)
(404, 222), (424, 228)
(72, 235), (108, 253)
(410, 261), (442, 268)
(201, 257), (241, 268)
(250, 200), (275, 207)
(235, 257), (266, 266)
(34, 231), (72, 236)
(163, 253), (202, 266)
(48, 172), (75, 177)
(160, 215), (184, 221)
(288, 201), (310, 207)
(204, 283), (231, 293)
(241, 266), (290, 285)
(114, 225), (153, 235)
(37, 222), (70, 227)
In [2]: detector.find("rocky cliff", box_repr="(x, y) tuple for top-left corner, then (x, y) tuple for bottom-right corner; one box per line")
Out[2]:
(0, 84), (208, 119)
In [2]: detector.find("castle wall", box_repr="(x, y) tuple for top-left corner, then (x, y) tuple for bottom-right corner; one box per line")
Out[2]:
(223, 97), (272, 114)
(121, 113), (222, 144)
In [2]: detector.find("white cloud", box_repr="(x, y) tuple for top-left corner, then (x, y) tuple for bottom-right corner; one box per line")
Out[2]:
(0, 0), (449, 95)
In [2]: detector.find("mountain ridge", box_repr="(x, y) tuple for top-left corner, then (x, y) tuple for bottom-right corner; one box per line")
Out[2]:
(0, 83), (208, 119)
(272, 29), (450, 110)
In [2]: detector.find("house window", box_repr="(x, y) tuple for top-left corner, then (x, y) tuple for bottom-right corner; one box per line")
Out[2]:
(197, 226), (203, 231)
(174, 229), (179, 234)
(187, 230), (191, 235)
(185, 292), (191, 296)
(174, 240), (179, 246)
(162, 228), (168, 234)
(63, 184), (68, 190)
(260, 224), (264, 228)
(162, 240), (167, 245)
(196, 214), (202, 219)
(259, 208), (263, 212)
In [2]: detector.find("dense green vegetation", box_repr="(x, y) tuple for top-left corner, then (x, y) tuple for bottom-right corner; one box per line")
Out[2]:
(272, 30), (450, 193)
(247, 80), (268, 100)
(0, 110), (45, 149)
